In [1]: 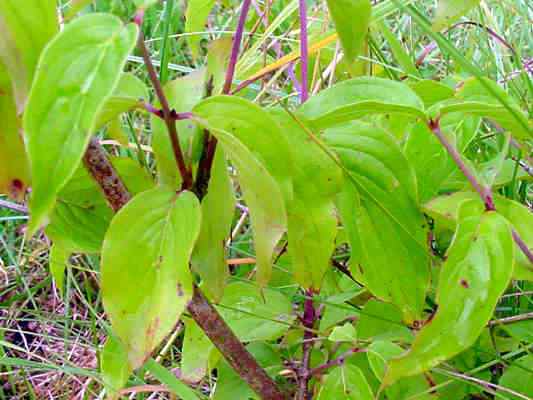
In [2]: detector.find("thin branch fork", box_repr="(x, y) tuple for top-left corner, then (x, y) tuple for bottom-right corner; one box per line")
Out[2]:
(307, 348), (366, 377)
(136, 27), (193, 189)
(428, 118), (533, 267)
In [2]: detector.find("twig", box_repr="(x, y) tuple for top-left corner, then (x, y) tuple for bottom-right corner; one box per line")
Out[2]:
(435, 368), (532, 400)
(512, 230), (533, 265)
(428, 119), (532, 267)
(488, 312), (533, 327)
(135, 22), (192, 189)
(0, 199), (28, 214)
(416, 21), (516, 66)
(119, 385), (169, 395)
(296, 290), (317, 400)
(83, 140), (286, 400)
(429, 119), (494, 211)
(308, 348), (365, 377)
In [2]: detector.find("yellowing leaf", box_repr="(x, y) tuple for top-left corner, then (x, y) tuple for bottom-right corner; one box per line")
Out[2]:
(384, 203), (514, 385)
(102, 188), (201, 369)
(24, 14), (138, 234)
(0, 69), (30, 200)
(0, 0), (58, 112)
(94, 72), (148, 130)
(194, 96), (292, 286)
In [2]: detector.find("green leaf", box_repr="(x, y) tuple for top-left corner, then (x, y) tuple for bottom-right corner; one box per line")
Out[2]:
(299, 77), (427, 129)
(102, 188), (201, 369)
(328, 323), (357, 343)
(326, 121), (429, 323)
(94, 72), (148, 130)
(404, 122), (457, 203)
(367, 341), (435, 400)
(317, 364), (374, 400)
(181, 317), (216, 383)
(192, 149), (235, 301)
(100, 335), (131, 400)
(432, 0), (480, 32)
(217, 282), (295, 342)
(436, 101), (531, 141)
(0, 0), (58, 111)
(326, 0), (371, 72)
(152, 69), (207, 186)
(271, 110), (342, 289)
(423, 192), (533, 281)
(384, 202), (514, 385)
(502, 321), (533, 343)
(409, 80), (454, 108)
(186, 0), (217, 60)
(498, 355), (533, 400)
(24, 14), (138, 235)
(358, 299), (413, 342)
(194, 96), (292, 286)
(46, 158), (154, 254)
(49, 243), (69, 293)
(0, 69), (30, 200)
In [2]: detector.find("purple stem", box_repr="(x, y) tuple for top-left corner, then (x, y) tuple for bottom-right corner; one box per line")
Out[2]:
(298, 0), (309, 103)
(297, 290), (317, 400)
(417, 21), (515, 66)
(223, 0), (253, 95)
(308, 348), (365, 377)
(429, 119), (533, 268)
(429, 119), (495, 211)
(512, 230), (533, 266)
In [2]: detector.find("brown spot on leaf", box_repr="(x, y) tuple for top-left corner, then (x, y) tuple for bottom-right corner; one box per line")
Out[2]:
(177, 283), (184, 297)
(9, 179), (25, 200)
(460, 279), (469, 288)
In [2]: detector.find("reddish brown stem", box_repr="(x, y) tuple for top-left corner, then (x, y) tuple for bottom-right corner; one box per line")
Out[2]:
(136, 29), (193, 189)
(188, 287), (287, 399)
(84, 140), (285, 399)
(83, 138), (132, 212)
